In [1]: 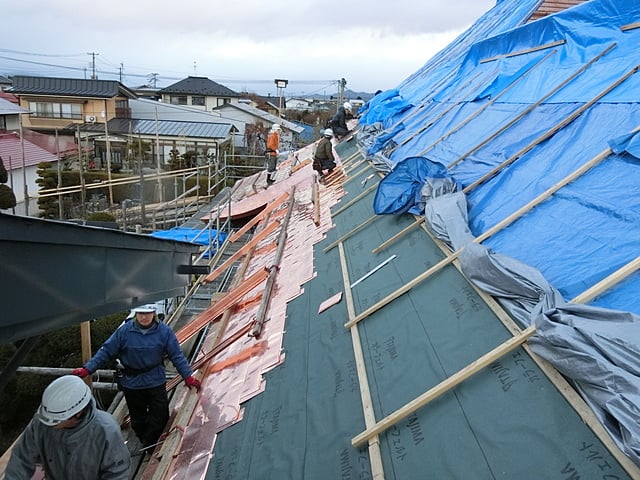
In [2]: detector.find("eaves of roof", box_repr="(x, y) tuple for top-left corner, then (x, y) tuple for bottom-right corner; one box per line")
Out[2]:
(80, 118), (235, 139)
(8, 75), (137, 99)
(0, 96), (28, 115)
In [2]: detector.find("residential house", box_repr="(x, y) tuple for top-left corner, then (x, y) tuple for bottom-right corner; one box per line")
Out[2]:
(0, 76), (12, 92)
(285, 97), (313, 110)
(8, 76), (137, 137)
(212, 102), (304, 151)
(80, 116), (236, 173)
(159, 76), (241, 111)
(0, 96), (79, 216)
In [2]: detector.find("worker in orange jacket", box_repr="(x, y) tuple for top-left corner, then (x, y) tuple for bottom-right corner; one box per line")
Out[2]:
(265, 123), (281, 186)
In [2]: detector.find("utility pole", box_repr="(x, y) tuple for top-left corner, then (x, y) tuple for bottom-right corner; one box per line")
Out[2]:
(149, 73), (159, 88)
(119, 62), (124, 82)
(338, 78), (347, 108)
(87, 52), (99, 80)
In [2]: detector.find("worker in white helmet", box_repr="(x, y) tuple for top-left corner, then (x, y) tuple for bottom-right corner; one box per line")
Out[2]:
(328, 102), (353, 140)
(5, 375), (131, 480)
(265, 123), (281, 186)
(313, 128), (337, 181)
(72, 303), (201, 451)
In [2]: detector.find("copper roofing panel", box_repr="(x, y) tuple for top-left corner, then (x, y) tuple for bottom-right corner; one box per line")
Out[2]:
(156, 140), (346, 479)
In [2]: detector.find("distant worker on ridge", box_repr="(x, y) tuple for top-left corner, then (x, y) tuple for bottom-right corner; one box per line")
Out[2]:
(330, 102), (353, 140)
(265, 123), (281, 186)
(4, 375), (131, 480)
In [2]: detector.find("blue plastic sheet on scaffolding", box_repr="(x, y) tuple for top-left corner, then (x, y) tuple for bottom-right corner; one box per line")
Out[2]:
(150, 227), (227, 258)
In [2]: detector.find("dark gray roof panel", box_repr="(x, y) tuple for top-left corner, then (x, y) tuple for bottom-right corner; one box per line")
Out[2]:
(9, 75), (138, 99)
(0, 213), (199, 343)
(160, 76), (239, 97)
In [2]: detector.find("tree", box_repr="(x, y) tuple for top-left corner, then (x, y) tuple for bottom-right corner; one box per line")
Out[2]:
(0, 156), (17, 210)
(244, 122), (268, 156)
(35, 162), (58, 218)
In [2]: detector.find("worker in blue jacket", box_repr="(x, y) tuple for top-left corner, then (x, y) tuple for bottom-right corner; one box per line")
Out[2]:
(72, 304), (201, 449)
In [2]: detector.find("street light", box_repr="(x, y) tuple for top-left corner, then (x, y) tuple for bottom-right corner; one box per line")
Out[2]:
(274, 79), (288, 118)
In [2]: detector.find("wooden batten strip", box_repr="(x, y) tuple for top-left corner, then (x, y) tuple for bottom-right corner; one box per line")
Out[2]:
(228, 191), (290, 243)
(390, 69), (495, 154)
(205, 219), (281, 283)
(332, 182), (379, 217)
(448, 43), (617, 170)
(464, 63), (640, 193)
(324, 215), (379, 253)
(620, 22), (640, 32)
(176, 267), (270, 344)
(372, 217), (425, 254)
(480, 39), (565, 63)
(338, 243), (385, 479)
(417, 51), (554, 158)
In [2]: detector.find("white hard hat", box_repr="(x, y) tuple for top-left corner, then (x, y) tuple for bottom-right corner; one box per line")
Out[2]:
(37, 375), (92, 426)
(272, 123), (281, 131)
(127, 303), (156, 319)
(324, 128), (334, 137)
(343, 102), (352, 111)
(133, 304), (156, 313)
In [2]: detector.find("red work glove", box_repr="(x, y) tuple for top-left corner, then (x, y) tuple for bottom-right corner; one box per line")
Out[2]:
(71, 367), (90, 378)
(185, 376), (201, 392)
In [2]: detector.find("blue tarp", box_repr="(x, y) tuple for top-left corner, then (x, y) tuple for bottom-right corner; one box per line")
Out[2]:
(150, 227), (227, 254)
(360, 0), (640, 315)
(358, 0), (640, 468)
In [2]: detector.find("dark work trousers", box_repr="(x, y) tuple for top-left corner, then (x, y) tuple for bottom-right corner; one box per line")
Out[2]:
(122, 385), (170, 447)
(266, 153), (277, 184)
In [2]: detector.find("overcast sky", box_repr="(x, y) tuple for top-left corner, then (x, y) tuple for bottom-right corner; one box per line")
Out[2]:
(0, 0), (496, 96)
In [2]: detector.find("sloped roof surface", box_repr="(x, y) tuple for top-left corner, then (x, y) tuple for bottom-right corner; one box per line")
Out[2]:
(0, 131), (58, 168)
(160, 76), (239, 97)
(149, 0), (640, 478)
(0, 97), (27, 115)
(355, 0), (640, 469)
(82, 118), (234, 139)
(9, 75), (137, 98)
(213, 102), (305, 133)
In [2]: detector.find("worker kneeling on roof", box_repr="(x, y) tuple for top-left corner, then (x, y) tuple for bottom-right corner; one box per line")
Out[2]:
(72, 304), (201, 450)
(5, 375), (131, 479)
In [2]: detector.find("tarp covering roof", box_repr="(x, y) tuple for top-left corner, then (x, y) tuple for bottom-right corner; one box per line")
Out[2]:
(356, 0), (640, 468)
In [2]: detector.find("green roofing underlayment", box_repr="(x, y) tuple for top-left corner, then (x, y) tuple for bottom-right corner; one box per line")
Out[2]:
(208, 141), (630, 479)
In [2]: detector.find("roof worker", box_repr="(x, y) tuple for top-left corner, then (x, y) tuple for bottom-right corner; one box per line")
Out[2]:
(313, 128), (337, 182)
(71, 303), (201, 452)
(329, 102), (352, 140)
(4, 375), (131, 480)
(265, 123), (281, 186)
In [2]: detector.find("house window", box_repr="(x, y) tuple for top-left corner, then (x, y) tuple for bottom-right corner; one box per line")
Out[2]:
(29, 102), (82, 119)
(216, 97), (230, 107)
(170, 95), (188, 105)
(191, 96), (205, 106)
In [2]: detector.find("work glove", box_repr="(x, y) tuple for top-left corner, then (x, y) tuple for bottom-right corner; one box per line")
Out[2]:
(71, 367), (90, 378)
(185, 376), (201, 392)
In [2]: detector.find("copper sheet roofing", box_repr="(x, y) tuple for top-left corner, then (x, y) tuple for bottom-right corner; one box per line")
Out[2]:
(142, 135), (347, 479)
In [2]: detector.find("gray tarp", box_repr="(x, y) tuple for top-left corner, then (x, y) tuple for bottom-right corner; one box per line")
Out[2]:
(424, 191), (640, 466)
